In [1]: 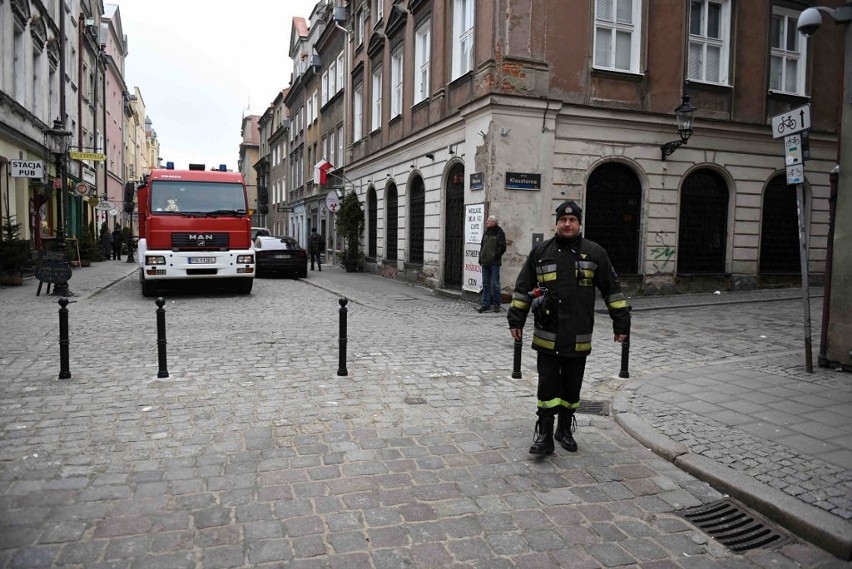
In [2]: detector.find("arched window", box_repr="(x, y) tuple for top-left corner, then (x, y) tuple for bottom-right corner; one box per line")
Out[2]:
(678, 170), (729, 274)
(585, 162), (642, 274)
(409, 175), (425, 264)
(386, 184), (398, 261)
(367, 187), (377, 258)
(760, 175), (801, 274)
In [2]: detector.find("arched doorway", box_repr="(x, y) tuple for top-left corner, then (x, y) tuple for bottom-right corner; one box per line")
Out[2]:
(409, 176), (425, 264)
(443, 163), (465, 287)
(367, 187), (377, 258)
(386, 184), (398, 261)
(759, 175), (800, 274)
(678, 170), (728, 274)
(584, 162), (641, 274)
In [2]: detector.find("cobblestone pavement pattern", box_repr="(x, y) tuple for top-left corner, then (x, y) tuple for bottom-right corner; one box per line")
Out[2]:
(0, 262), (850, 568)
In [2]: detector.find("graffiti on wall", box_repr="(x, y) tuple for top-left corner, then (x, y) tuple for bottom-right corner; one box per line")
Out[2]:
(650, 231), (676, 275)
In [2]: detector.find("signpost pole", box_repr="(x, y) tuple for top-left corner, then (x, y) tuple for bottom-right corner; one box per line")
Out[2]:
(795, 182), (814, 373)
(772, 105), (813, 373)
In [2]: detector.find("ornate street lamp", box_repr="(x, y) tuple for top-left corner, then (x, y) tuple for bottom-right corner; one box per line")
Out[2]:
(660, 95), (697, 161)
(43, 119), (73, 296)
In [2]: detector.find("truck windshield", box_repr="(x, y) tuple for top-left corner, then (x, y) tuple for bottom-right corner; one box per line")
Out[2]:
(151, 180), (247, 215)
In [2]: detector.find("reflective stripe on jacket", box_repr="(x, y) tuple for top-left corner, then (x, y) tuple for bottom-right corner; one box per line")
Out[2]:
(507, 235), (630, 357)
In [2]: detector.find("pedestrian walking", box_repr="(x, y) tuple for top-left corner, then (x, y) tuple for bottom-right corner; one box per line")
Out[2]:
(100, 222), (112, 260)
(507, 200), (630, 455)
(308, 227), (324, 271)
(111, 227), (123, 261)
(478, 215), (507, 313)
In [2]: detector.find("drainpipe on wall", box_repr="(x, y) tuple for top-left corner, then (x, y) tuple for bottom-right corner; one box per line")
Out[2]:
(818, 165), (839, 367)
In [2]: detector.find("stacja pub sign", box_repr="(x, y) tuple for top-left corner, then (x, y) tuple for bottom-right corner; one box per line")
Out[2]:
(10, 159), (44, 178)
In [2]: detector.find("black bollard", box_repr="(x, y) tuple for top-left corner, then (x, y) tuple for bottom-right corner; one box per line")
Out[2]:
(512, 338), (523, 379)
(57, 297), (71, 380)
(156, 297), (169, 378)
(337, 297), (348, 376)
(618, 334), (630, 378)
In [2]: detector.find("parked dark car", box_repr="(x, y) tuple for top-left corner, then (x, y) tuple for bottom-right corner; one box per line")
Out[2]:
(254, 235), (308, 278)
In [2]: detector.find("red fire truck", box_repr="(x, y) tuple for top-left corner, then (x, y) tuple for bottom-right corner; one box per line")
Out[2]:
(123, 163), (268, 297)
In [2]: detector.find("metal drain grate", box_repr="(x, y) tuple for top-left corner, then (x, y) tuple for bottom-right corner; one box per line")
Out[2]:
(404, 397), (427, 405)
(679, 498), (794, 553)
(577, 400), (609, 416)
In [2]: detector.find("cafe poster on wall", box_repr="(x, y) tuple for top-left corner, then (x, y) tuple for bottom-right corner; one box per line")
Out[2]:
(463, 203), (485, 293)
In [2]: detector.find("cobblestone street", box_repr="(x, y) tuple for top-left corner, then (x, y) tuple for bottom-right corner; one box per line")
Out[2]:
(0, 265), (849, 568)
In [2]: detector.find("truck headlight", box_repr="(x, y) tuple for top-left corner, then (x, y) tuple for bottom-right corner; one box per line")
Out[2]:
(237, 254), (254, 264)
(145, 255), (166, 265)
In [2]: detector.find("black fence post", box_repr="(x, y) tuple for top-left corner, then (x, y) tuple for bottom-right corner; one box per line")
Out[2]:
(619, 334), (630, 379)
(337, 297), (348, 377)
(156, 297), (169, 378)
(512, 338), (523, 379)
(57, 297), (71, 380)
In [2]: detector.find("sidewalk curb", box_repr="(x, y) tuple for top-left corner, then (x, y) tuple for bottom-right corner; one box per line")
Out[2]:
(612, 396), (852, 560)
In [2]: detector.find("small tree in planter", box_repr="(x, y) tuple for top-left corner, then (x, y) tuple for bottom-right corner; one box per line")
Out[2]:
(0, 209), (32, 285)
(78, 225), (102, 264)
(337, 190), (365, 272)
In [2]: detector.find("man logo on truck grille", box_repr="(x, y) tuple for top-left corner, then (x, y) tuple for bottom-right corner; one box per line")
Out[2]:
(188, 234), (214, 240)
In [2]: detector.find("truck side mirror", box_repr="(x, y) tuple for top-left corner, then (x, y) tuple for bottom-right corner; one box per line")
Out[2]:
(123, 182), (135, 214)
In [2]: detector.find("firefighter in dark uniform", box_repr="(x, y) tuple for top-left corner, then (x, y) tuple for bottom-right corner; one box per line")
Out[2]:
(508, 200), (630, 455)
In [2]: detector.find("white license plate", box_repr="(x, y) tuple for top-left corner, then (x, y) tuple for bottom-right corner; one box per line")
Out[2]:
(273, 254), (291, 259)
(189, 257), (216, 264)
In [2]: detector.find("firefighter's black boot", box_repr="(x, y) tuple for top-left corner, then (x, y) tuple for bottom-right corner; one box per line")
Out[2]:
(554, 409), (578, 452)
(529, 415), (555, 455)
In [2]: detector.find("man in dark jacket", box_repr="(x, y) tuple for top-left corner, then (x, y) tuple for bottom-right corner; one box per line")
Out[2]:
(308, 228), (324, 271)
(111, 227), (123, 261)
(478, 215), (507, 313)
(508, 200), (630, 455)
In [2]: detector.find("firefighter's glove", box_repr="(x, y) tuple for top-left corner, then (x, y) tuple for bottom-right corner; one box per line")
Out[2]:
(529, 287), (551, 323)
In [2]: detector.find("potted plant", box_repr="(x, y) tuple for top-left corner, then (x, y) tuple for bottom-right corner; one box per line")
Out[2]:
(78, 226), (102, 265)
(336, 190), (365, 272)
(0, 210), (32, 286)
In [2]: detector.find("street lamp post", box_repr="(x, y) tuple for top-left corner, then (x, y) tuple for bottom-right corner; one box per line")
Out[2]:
(43, 119), (73, 296)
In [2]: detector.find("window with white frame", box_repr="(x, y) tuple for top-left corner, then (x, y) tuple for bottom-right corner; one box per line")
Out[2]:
(769, 7), (806, 95)
(375, 0), (384, 24)
(452, 0), (475, 80)
(414, 20), (431, 104)
(312, 91), (319, 122)
(371, 67), (383, 131)
(336, 52), (345, 92)
(337, 125), (344, 166)
(391, 47), (403, 118)
(688, 0), (730, 85)
(353, 83), (364, 140)
(329, 60), (337, 96)
(322, 71), (329, 106)
(356, 10), (365, 46)
(307, 96), (314, 124)
(593, 0), (642, 72)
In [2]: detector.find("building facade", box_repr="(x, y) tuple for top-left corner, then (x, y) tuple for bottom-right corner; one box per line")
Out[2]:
(1, 0), (157, 262)
(309, 0), (841, 301)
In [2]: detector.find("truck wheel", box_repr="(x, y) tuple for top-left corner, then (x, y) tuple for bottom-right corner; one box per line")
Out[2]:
(235, 278), (253, 294)
(141, 279), (158, 297)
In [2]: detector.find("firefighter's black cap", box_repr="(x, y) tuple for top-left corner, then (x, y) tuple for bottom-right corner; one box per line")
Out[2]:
(555, 200), (582, 223)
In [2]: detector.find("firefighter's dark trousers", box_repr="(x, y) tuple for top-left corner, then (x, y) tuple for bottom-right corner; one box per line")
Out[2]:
(535, 352), (587, 417)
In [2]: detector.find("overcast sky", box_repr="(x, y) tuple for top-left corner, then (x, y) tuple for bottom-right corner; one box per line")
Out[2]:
(117, 0), (320, 171)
